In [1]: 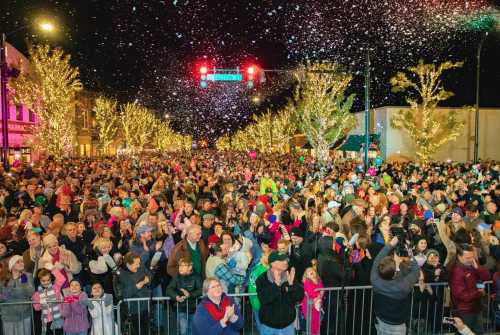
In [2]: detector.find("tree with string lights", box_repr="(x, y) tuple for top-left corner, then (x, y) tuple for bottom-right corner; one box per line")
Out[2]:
(94, 96), (120, 154)
(291, 62), (356, 165)
(120, 102), (156, 152)
(10, 44), (82, 156)
(390, 59), (466, 162)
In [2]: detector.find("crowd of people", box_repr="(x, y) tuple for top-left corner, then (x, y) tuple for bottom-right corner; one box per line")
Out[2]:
(0, 150), (497, 335)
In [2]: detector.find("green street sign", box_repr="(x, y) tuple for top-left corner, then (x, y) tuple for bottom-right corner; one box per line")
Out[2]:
(207, 73), (243, 81)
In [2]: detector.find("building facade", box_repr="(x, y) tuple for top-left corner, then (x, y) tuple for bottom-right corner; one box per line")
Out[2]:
(0, 42), (40, 163)
(358, 106), (500, 162)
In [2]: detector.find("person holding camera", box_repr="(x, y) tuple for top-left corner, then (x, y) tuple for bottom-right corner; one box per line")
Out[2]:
(370, 236), (419, 335)
(449, 244), (490, 335)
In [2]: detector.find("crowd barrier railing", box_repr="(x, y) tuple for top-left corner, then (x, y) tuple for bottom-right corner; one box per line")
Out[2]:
(0, 281), (496, 335)
(0, 298), (117, 335)
(310, 281), (495, 335)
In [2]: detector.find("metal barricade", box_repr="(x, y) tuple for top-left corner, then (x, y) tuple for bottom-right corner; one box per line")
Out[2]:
(0, 282), (496, 335)
(0, 298), (117, 335)
(312, 281), (496, 335)
(116, 293), (304, 335)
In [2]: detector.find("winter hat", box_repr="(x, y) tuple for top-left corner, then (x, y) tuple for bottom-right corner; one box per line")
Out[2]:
(425, 249), (440, 259)
(268, 251), (289, 264)
(42, 233), (58, 248)
(290, 227), (304, 238)
(136, 224), (153, 236)
(8, 255), (23, 272)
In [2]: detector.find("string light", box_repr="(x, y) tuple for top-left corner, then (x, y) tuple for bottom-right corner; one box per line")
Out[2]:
(11, 44), (82, 156)
(390, 59), (465, 162)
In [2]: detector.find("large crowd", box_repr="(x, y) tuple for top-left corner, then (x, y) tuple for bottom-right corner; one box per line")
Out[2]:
(0, 151), (498, 335)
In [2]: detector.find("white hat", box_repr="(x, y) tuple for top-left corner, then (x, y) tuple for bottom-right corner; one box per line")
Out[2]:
(8, 255), (23, 272)
(328, 201), (341, 209)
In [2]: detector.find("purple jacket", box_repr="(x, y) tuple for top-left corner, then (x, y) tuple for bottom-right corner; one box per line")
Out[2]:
(60, 292), (90, 333)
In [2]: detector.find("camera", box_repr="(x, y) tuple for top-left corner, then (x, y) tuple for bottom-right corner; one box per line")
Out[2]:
(391, 225), (410, 257)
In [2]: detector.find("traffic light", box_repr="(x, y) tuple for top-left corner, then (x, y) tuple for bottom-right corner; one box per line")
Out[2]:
(245, 65), (258, 89)
(199, 65), (208, 88)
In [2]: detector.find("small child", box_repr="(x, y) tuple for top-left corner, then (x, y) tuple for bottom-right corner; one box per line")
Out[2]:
(61, 280), (90, 335)
(166, 258), (202, 335)
(88, 283), (116, 335)
(32, 268), (66, 335)
(301, 267), (324, 335)
(227, 236), (253, 278)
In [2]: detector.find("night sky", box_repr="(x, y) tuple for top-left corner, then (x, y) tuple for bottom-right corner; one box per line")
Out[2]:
(1, 0), (499, 140)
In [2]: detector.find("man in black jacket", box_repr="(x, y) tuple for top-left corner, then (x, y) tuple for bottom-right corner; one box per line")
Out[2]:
(289, 227), (313, 283)
(370, 236), (419, 335)
(256, 251), (304, 335)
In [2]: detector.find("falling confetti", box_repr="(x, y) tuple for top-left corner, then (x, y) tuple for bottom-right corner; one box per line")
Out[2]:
(0, 0), (497, 140)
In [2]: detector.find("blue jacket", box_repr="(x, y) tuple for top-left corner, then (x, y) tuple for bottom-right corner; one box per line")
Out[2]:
(192, 295), (244, 335)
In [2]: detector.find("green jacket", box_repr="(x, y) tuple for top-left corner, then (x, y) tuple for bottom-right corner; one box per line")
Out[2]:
(248, 262), (268, 311)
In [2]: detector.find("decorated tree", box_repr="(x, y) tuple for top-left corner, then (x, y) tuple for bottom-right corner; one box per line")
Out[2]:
(94, 96), (120, 154)
(271, 105), (297, 153)
(292, 62), (356, 164)
(10, 44), (82, 156)
(120, 102), (156, 152)
(216, 134), (231, 151)
(153, 120), (192, 151)
(390, 60), (465, 162)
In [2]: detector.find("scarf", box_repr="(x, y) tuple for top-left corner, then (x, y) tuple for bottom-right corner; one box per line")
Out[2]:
(38, 284), (63, 334)
(51, 249), (69, 288)
(203, 294), (232, 321)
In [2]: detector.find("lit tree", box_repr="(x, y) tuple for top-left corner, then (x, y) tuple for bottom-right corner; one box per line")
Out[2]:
(94, 96), (120, 154)
(272, 105), (297, 153)
(292, 62), (356, 164)
(120, 102), (156, 152)
(216, 134), (231, 151)
(390, 60), (465, 162)
(10, 44), (82, 156)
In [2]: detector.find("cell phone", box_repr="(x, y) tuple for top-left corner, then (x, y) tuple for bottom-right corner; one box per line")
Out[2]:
(442, 317), (455, 325)
(476, 282), (485, 289)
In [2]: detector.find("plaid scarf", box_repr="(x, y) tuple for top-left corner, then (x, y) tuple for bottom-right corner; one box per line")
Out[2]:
(38, 285), (63, 334)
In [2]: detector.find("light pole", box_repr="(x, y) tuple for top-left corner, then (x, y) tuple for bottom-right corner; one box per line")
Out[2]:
(473, 32), (488, 163)
(364, 48), (370, 171)
(1, 20), (55, 171)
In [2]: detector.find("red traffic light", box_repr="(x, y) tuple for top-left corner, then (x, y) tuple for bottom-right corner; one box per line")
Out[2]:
(247, 66), (256, 75)
(200, 66), (208, 74)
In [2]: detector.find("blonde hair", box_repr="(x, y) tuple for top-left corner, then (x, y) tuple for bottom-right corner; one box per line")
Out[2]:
(93, 237), (113, 252)
(19, 209), (32, 224)
(302, 266), (318, 283)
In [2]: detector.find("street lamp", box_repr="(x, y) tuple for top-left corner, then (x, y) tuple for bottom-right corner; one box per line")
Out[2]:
(1, 19), (56, 170)
(473, 32), (487, 163)
(463, 13), (497, 163)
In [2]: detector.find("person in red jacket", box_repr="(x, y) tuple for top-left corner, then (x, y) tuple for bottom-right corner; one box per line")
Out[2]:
(449, 243), (490, 335)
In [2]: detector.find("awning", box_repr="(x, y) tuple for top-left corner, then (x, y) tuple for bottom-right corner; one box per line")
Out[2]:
(339, 134), (380, 152)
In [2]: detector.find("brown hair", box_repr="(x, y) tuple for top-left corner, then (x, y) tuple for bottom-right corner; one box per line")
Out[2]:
(378, 256), (396, 280)
(123, 252), (140, 266)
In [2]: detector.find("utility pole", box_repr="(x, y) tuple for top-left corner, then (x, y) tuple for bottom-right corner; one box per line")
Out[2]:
(473, 32), (488, 163)
(364, 49), (370, 171)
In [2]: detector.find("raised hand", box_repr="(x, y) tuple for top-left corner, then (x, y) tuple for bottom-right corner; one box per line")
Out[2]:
(287, 267), (296, 285)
